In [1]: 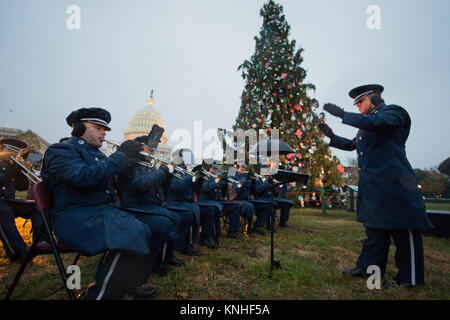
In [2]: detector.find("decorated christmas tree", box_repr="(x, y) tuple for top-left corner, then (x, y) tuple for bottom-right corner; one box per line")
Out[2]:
(232, 0), (343, 189)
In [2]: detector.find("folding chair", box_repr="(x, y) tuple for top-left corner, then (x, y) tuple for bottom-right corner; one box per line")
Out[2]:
(4, 182), (80, 300)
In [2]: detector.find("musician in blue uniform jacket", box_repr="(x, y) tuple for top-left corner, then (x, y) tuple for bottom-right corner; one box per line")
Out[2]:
(253, 174), (296, 230)
(165, 148), (204, 255)
(275, 183), (295, 227)
(114, 137), (186, 273)
(319, 84), (433, 288)
(233, 163), (270, 236)
(41, 108), (158, 299)
(199, 160), (243, 241)
(0, 139), (42, 262)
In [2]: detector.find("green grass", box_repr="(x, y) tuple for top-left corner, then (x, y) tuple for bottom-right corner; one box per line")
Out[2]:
(1, 208), (449, 300)
(425, 202), (450, 211)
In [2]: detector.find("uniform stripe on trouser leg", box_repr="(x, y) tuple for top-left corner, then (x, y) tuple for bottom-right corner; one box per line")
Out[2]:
(408, 230), (416, 286)
(161, 243), (167, 263)
(96, 252), (121, 300)
(0, 224), (15, 255)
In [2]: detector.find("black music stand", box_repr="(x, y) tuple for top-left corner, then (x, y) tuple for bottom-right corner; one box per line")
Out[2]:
(266, 170), (310, 278)
(249, 140), (310, 278)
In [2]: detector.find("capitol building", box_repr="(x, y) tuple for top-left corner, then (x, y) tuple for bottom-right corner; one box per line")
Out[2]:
(101, 92), (172, 158)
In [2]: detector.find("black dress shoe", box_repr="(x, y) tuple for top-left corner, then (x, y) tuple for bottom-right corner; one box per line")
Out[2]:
(253, 226), (266, 236)
(342, 267), (368, 278)
(153, 263), (174, 276)
(15, 247), (31, 264)
(125, 287), (157, 299)
(167, 256), (185, 267)
(227, 232), (243, 241)
(383, 279), (413, 289)
(200, 238), (217, 249)
(279, 223), (289, 228)
(180, 244), (203, 256)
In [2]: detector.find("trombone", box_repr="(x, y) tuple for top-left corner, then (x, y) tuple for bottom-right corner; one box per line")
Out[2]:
(2, 144), (42, 184)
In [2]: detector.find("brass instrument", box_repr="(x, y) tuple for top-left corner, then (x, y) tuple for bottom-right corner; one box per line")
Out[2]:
(2, 144), (42, 184)
(227, 176), (243, 189)
(201, 169), (243, 189)
(248, 170), (280, 184)
(103, 139), (119, 152)
(201, 170), (221, 183)
(139, 152), (202, 182)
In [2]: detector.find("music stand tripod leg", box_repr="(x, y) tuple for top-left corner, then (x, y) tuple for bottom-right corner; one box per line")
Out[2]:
(268, 196), (281, 279)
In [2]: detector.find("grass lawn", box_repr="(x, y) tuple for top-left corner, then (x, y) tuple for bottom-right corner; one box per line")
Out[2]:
(1, 207), (449, 300)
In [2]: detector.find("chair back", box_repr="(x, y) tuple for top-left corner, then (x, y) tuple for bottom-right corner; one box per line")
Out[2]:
(32, 182), (54, 211)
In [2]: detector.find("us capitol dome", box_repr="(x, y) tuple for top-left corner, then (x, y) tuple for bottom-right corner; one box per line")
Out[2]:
(102, 91), (172, 158)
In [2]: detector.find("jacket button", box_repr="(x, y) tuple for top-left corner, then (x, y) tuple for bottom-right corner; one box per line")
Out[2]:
(360, 152), (363, 155)
(359, 137), (362, 140)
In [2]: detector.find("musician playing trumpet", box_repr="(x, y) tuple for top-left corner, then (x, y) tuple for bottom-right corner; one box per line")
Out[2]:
(199, 160), (243, 241)
(41, 107), (160, 300)
(252, 164), (296, 230)
(232, 163), (270, 236)
(0, 139), (42, 263)
(114, 136), (187, 274)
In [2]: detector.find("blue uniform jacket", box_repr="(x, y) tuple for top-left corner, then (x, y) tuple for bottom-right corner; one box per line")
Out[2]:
(0, 159), (29, 200)
(233, 172), (253, 201)
(199, 179), (227, 202)
(166, 173), (201, 224)
(254, 179), (296, 206)
(41, 137), (152, 257)
(330, 102), (433, 230)
(197, 179), (224, 211)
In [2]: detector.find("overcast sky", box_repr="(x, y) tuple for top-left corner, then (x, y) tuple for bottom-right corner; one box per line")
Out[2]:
(1, 0), (449, 169)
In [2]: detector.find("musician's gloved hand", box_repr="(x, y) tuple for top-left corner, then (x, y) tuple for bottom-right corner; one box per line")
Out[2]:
(323, 103), (345, 119)
(117, 140), (144, 160)
(218, 179), (228, 188)
(318, 123), (334, 139)
(220, 172), (228, 181)
(159, 164), (171, 179)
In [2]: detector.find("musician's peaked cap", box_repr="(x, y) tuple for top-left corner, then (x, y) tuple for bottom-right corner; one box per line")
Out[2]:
(66, 107), (112, 131)
(202, 158), (221, 169)
(349, 84), (384, 105)
(134, 135), (148, 144)
(0, 138), (28, 149)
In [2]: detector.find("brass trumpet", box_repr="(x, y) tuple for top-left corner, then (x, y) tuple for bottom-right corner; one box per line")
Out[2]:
(201, 169), (244, 189)
(248, 170), (280, 184)
(139, 152), (202, 182)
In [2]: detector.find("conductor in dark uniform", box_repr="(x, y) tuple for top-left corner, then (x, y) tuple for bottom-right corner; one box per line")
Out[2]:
(41, 108), (158, 299)
(319, 84), (433, 288)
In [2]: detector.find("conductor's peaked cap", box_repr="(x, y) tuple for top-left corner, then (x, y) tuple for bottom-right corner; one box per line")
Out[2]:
(66, 107), (112, 131)
(349, 84), (384, 104)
